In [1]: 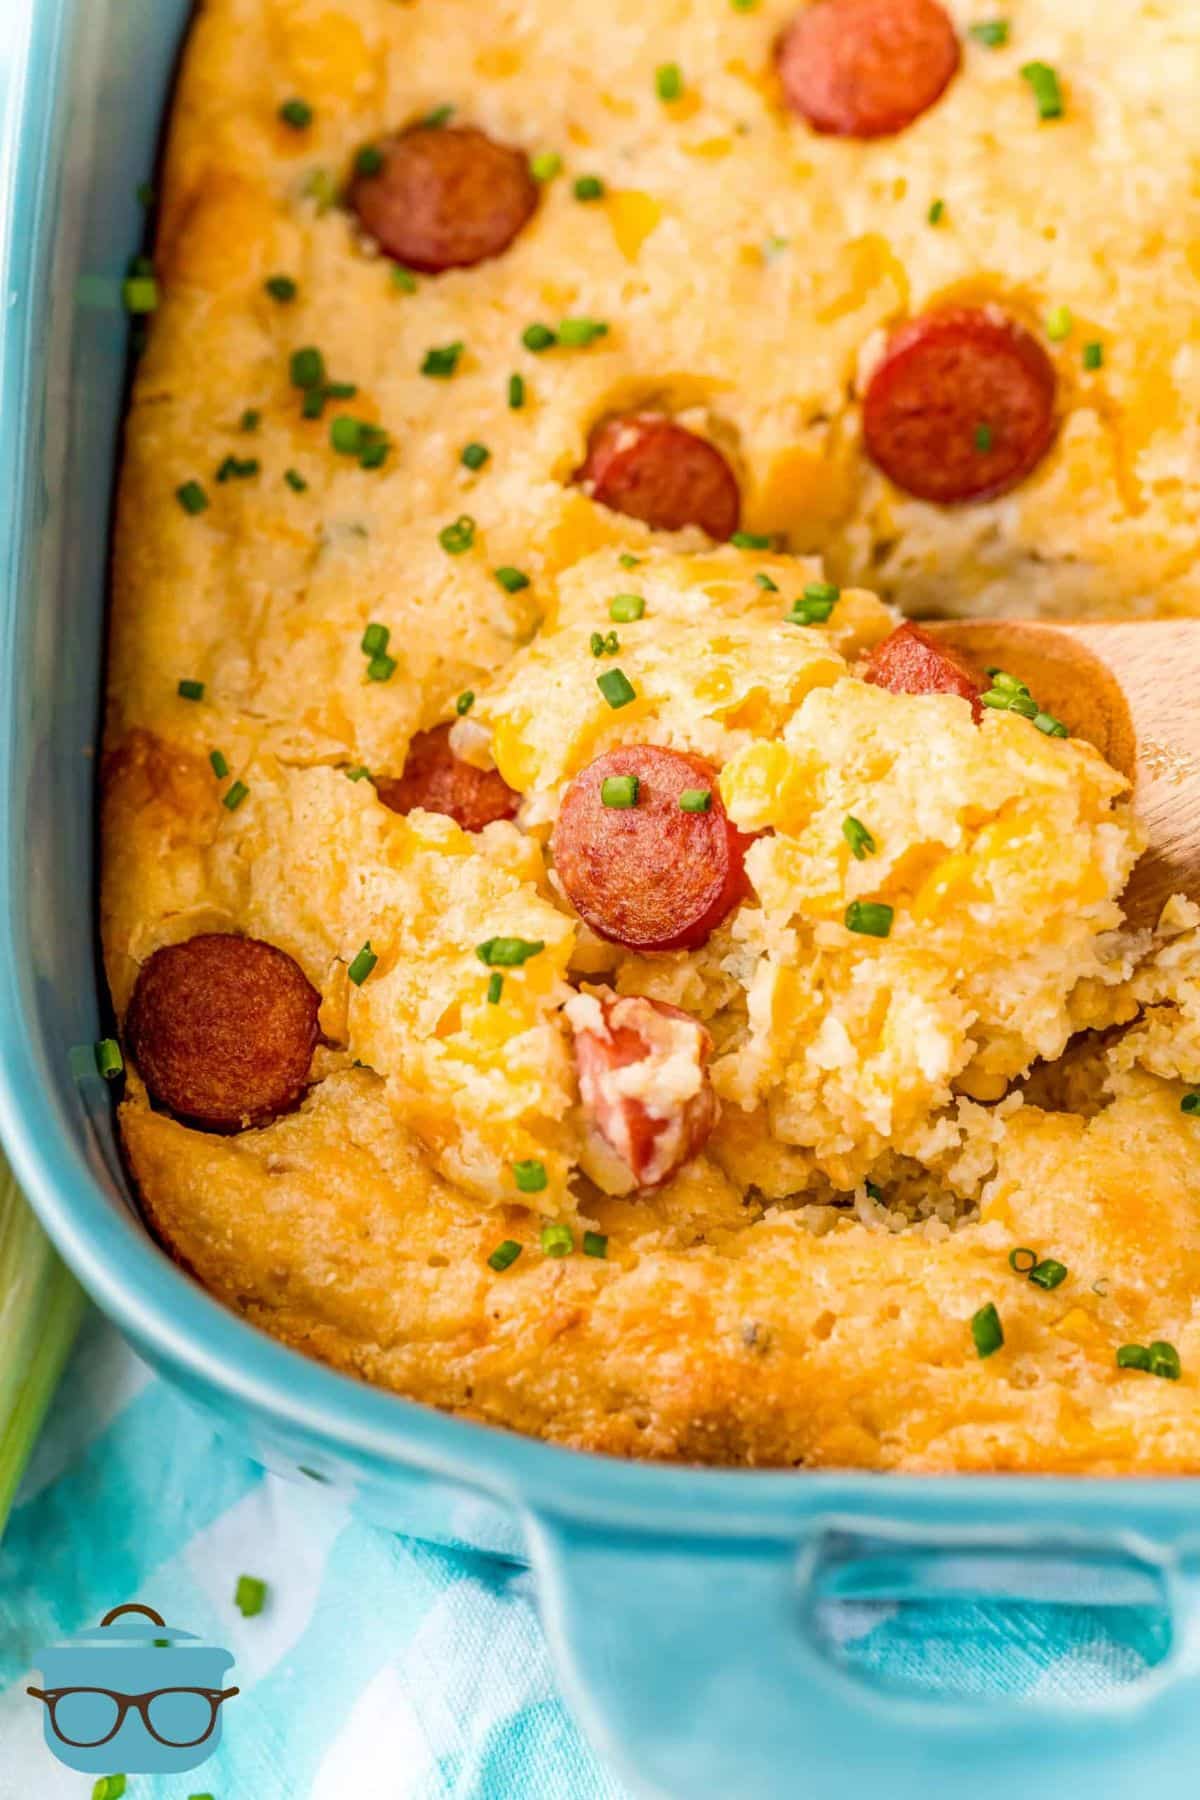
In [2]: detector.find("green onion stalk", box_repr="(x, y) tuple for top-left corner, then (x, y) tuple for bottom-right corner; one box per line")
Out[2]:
(0, 1150), (84, 1536)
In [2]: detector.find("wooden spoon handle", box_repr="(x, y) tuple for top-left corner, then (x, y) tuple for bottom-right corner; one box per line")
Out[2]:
(930, 620), (1200, 931)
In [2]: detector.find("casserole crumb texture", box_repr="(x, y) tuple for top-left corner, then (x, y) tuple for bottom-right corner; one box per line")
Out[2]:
(104, 0), (1200, 1468)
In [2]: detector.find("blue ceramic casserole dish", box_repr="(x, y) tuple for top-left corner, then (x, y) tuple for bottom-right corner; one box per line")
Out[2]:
(4, 3), (1200, 1794)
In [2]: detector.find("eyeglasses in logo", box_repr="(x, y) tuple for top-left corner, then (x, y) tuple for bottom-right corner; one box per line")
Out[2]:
(28, 1603), (238, 1775)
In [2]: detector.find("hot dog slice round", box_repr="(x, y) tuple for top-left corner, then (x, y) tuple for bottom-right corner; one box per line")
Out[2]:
(350, 126), (538, 273)
(126, 933), (321, 1133)
(576, 415), (741, 541)
(375, 725), (520, 832)
(778, 0), (960, 139)
(862, 307), (1058, 504)
(552, 746), (750, 952)
(863, 621), (984, 717)
(569, 991), (717, 1190)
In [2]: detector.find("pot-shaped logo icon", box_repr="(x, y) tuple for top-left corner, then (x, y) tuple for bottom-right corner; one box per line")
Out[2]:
(28, 1603), (238, 1774)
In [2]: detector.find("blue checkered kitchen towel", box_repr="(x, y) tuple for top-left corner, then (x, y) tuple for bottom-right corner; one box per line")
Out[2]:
(0, 1309), (1173, 1800)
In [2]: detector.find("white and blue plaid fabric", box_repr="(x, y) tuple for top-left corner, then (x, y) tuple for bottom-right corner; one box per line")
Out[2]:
(0, 1312), (1167, 1798)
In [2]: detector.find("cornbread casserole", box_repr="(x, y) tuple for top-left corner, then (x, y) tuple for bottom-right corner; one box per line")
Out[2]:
(104, 0), (1200, 1468)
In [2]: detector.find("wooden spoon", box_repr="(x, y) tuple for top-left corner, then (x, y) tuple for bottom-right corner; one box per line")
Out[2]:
(929, 620), (1200, 932)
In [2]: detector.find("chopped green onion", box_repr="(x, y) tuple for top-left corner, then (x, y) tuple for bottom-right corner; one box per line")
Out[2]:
(1181, 1092), (1200, 1115)
(609, 593), (645, 622)
(1020, 60), (1064, 120)
(596, 668), (636, 709)
(1029, 1258), (1068, 1291)
(209, 749), (229, 780)
(461, 442), (490, 471)
(278, 97), (313, 129)
(539, 1217), (573, 1250)
(1148, 1340), (1182, 1380)
(788, 581), (840, 625)
(234, 1574), (267, 1617)
(731, 530), (772, 549)
(865, 1179), (884, 1201)
(1117, 1343), (1152, 1371)
(601, 774), (639, 808)
(679, 788), (712, 813)
(222, 779), (249, 812)
(290, 345), (325, 390)
(392, 265), (418, 294)
(488, 1239), (522, 1272)
(122, 275), (158, 314)
(573, 175), (606, 201)
(331, 416), (365, 455)
(345, 766), (372, 782)
(842, 816), (876, 860)
(590, 630), (619, 657)
(422, 341), (464, 378)
(421, 103), (455, 129)
(439, 515), (476, 555)
(361, 622), (390, 657)
(515, 1161), (550, 1196)
(1045, 304), (1073, 342)
(971, 1303), (1004, 1358)
(215, 454), (259, 482)
(974, 422), (994, 452)
(508, 372), (526, 409)
(618, 552), (640, 569)
(367, 653), (396, 682)
(94, 1039), (124, 1080)
(91, 1779), (127, 1800)
(1008, 1247), (1038, 1273)
(656, 63), (684, 102)
(845, 900), (893, 938)
(557, 317), (609, 347)
(240, 408), (261, 432)
(360, 438), (389, 470)
(456, 690), (475, 715)
(494, 566), (530, 593)
(522, 323), (557, 352)
(348, 942), (378, 986)
(177, 678), (205, 701)
(531, 151), (562, 182)
(176, 480), (208, 515)
(755, 571), (779, 592)
(1083, 340), (1104, 371)
(1033, 711), (1069, 737)
(583, 1231), (608, 1258)
(284, 468), (308, 492)
(968, 19), (1009, 47)
(730, 0), (758, 9)
(928, 198), (946, 225)
(265, 274), (297, 303)
(476, 937), (544, 967)
(355, 144), (384, 178)
(302, 167), (336, 212)
(486, 972), (504, 1005)
(301, 387), (326, 420)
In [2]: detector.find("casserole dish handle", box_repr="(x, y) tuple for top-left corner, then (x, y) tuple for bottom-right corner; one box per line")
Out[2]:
(527, 1510), (1200, 1800)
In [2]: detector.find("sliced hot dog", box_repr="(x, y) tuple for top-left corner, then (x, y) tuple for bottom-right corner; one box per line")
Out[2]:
(862, 307), (1058, 504)
(576, 415), (741, 541)
(375, 724), (520, 832)
(863, 621), (984, 717)
(350, 125), (538, 273)
(778, 0), (961, 139)
(552, 745), (750, 952)
(126, 933), (321, 1133)
(568, 991), (717, 1190)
